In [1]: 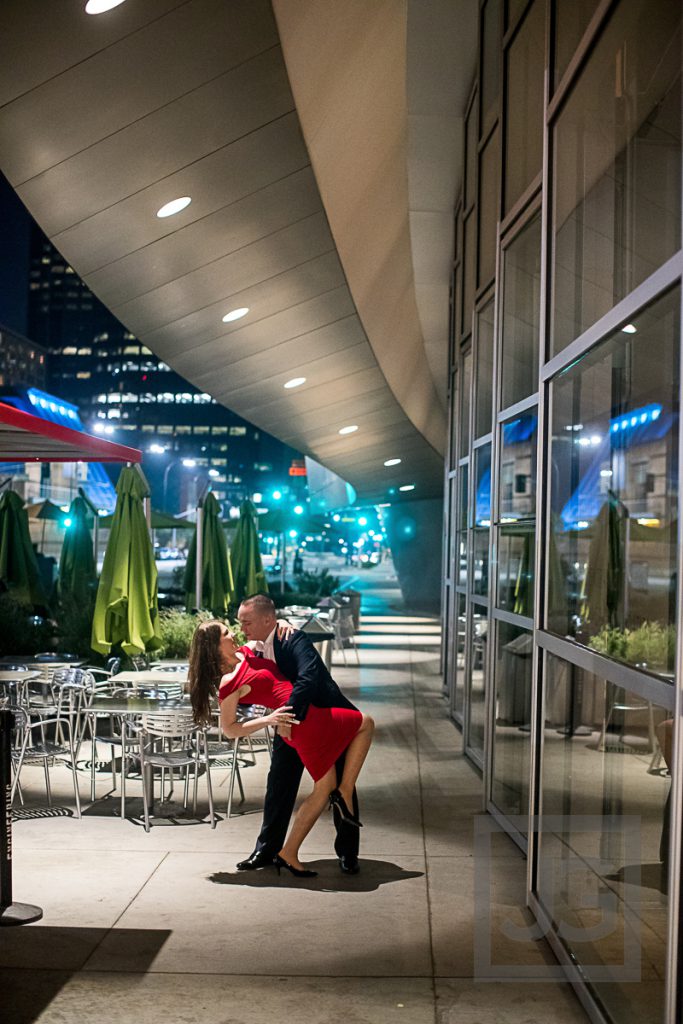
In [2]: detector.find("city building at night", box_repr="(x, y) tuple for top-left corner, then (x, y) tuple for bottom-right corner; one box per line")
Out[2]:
(26, 229), (304, 514)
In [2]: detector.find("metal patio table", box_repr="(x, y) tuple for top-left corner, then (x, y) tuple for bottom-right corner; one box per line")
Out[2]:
(88, 695), (188, 817)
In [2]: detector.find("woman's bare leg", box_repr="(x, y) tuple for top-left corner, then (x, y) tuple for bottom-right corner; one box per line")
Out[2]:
(279, 767), (337, 869)
(337, 714), (375, 808)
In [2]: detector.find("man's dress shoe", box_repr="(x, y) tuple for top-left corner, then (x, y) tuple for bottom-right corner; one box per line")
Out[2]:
(338, 855), (360, 875)
(236, 851), (276, 871)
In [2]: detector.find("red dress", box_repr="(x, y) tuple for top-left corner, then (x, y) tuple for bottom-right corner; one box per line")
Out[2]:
(218, 648), (362, 782)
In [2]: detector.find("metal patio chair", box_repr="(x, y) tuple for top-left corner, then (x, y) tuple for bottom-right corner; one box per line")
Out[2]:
(137, 707), (216, 831)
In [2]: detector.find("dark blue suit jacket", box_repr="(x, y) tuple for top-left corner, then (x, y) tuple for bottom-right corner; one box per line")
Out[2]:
(272, 629), (357, 723)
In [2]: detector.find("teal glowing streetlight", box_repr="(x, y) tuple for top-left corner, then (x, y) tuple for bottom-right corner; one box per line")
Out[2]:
(272, 490), (283, 500)
(293, 504), (304, 515)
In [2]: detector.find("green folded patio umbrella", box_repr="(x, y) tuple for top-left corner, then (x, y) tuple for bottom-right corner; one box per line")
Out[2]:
(581, 491), (628, 630)
(183, 491), (234, 614)
(0, 490), (47, 607)
(230, 499), (268, 604)
(57, 496), (97, 604)
(91, 466), (162, 657)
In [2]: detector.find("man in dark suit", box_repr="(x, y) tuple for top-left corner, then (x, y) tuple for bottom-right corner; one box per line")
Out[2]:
(235, 593), (361, 874)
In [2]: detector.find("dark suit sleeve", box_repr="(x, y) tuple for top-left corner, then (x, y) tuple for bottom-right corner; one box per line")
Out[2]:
(282, 630), (325, 723)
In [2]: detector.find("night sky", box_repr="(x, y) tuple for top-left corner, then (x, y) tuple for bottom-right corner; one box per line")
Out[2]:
(0, 171), (31, 336)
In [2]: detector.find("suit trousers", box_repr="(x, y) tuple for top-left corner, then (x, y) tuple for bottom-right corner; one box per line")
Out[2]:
(253, 733), (360, 860)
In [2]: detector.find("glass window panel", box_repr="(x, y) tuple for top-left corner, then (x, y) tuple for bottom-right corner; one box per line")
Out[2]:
(449, 372), (458, 470)
(492, 622), (532, 819)
(453, 263), (463, 355)
(553, 0), (599, 89)
(459, 350), (472, 458)
(481, 0), (502, 133)
(463, 212), (477, 336)
(474, 300), (495, 438)
(465, 97), (479, 210)
(457, 532), (469, 588)
(538, 654), (670, 1024)
(551, 0), (681, 354)
(458, 463), (469, 531)
(473, 528), (490, 598)
(453, 591), (467, 719)
(497, 523), (535, 615)
(504, 0), (545, 213)
(547, 286), (680, 679)
(457, 464), (469, 587)
(474, 443), (492, 525)
(478, 126), (501, 289)
(499, 409), (538, 520)
(466, 603), (488, 757)
(501, 212), (541, 409)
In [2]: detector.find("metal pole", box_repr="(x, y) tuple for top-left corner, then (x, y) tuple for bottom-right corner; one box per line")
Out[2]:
(280, 531), (286, 594)
(93, 513), (99, 570)
(195, 504), (203, 611)
(0, 709), (42, 926)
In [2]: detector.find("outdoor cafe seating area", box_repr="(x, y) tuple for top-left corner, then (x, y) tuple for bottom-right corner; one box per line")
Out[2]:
(0, 598), (360, 832)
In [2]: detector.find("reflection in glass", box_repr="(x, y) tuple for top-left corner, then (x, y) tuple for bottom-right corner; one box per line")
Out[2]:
(547, 287), (679, 678)
(463, 212), (476, 337)
(472, 529), (490, 598)
(458, 351), (472, 459)
(539, 654), (670, 1024)
(501, 213), (541, 410)
(458, 464), (469, 531)
(553, 0), (600, 88)
(474, 444), (492, 525)
(505, 0), (545, 212)
(492, 622), (532, 820)
(466, 603), (488, 757)
(457, 464), (469, 588)
(551, 0), (681, 353)
(498, 523), (535, 616)
(480, 0), (502, 132)
(478, 126), (500, 289)
(474, 300), (495, 439)
(453, 592), (467, 720)
(499, 411), (538, 520)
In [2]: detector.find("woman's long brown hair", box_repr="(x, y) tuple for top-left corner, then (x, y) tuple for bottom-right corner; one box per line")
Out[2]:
(188, 619), (226, 726)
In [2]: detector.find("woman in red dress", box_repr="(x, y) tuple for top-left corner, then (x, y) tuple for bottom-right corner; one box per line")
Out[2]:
(188, 620), (375, 877)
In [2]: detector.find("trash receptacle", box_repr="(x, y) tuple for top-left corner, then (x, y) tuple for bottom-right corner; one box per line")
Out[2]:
(337, 588), (361, 631)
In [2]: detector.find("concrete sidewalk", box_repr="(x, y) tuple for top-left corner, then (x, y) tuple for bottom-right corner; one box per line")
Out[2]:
(2, 571), (588, 1023)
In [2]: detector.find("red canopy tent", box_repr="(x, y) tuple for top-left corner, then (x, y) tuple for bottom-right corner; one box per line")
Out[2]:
(0, 402), (142, 464)
(0, 400), (141, 928)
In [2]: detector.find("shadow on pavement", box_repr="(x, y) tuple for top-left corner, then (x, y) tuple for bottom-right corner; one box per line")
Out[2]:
(208, 858), (424, 893)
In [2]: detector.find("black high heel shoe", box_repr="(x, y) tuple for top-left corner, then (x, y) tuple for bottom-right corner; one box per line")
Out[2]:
(275, 855), (318, 878)
(329, 789), (363, 827)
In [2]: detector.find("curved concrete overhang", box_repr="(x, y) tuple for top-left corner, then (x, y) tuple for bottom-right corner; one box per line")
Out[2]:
(0, 0), (466, 504)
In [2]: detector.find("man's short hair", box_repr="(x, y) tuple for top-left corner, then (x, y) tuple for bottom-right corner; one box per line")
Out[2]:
(239, 593), (276, 616)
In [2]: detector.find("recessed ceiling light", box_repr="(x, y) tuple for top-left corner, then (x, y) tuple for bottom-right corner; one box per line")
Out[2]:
(156, 196), (191, 218)
(284, 377), (306, 389)
(384, 458), (401, 467)
(339, 425), (358, 435)
(621, 323), (637, 334)
(222, 307), (249, 323)
(85, 0), (127, 13)
(399, 484), (415, 492)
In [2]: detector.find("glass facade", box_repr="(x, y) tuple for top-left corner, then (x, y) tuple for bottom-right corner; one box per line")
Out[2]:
(443, 1), (682, 1020)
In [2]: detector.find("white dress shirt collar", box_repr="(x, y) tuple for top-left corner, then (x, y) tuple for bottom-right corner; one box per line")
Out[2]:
(253, 625), (277, 660)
